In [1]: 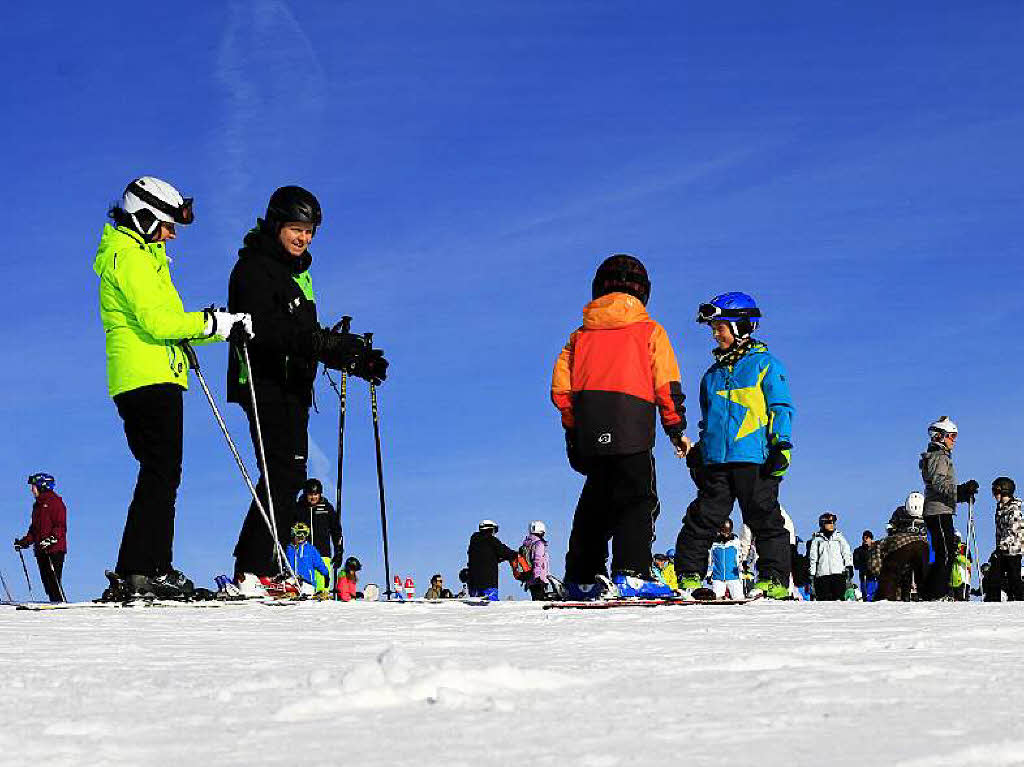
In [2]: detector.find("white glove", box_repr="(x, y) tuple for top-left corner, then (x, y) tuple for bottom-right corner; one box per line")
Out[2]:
(204, 310), (254, 340)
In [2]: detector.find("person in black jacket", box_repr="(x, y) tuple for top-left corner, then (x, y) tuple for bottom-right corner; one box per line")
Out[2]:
(466, 520), (517, 600)
(227, 186), (388, 579)
(294, 477), (342, 590)
(852, 530), (877, 601)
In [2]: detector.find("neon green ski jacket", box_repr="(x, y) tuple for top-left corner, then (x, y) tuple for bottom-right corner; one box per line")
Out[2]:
(93, 224), (216, 397)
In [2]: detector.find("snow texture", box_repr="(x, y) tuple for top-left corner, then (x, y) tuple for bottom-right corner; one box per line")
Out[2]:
(3, 601), (1024, 766)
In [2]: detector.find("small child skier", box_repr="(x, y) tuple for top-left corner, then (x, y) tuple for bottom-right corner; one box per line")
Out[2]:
(551, 254), (689, 600)
(992, 476), (1024, 601)
(520, 521), (551, 601)
(285, 522), (330, 597)
(709, 519), (744, 600)
(673, 292), (794, 600)
(335, 556), (362, 601)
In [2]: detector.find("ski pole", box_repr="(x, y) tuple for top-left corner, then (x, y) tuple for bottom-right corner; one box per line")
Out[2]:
(365, 333), (393, 600)
(179, 341), (294, 578)
(45, 555), (67, 603)
(330, 316), (352, 560)
(17, 549), (33, 596)
(238, 336), (287, 578)
(0, 568), (12, 602)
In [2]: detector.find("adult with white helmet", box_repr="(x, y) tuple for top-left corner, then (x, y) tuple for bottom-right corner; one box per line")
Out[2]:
(94, 177), (252, 598)
(867, 492), (930, 601)
(520, 521), (552, 601)
(919, 416), (978, 600)
(465, 519), (517, 600)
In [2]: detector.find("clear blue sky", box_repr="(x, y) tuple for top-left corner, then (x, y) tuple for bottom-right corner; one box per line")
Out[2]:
(2, 2), (1022, 600)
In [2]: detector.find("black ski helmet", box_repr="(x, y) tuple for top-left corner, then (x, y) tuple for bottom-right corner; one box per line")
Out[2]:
(592, 254), (650, 305)
(265, 185), (322, 234)
(819, 512), (837, 526)
(993, 476), (1016, 497)
(344, 556), (362, 572)
(303, 478), (323, 496)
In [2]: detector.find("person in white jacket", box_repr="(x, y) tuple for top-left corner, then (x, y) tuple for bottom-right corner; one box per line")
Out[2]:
(808, 512), (853, 600)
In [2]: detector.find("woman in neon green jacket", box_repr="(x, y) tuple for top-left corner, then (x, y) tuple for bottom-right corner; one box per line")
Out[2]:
(94, 176), (251, 598)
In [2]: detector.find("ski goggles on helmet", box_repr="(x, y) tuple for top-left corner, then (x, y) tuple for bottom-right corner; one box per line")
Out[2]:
(696, 303), (762, 324)
(127, 180), (194, 225)
(819, 513), (837, 524)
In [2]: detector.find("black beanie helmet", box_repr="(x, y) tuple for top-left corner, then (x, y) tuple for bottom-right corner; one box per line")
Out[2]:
(592, 254), (650, 305)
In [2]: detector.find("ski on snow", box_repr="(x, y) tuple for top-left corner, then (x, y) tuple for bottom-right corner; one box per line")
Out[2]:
(543, 594), (764, 610)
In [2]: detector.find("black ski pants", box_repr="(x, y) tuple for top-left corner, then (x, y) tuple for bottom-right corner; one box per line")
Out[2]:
(114, 383), (183, 576)
(564, 451), (659, 583)
(674, 463), (791, 585)
(873, 541), (929, 601)
(813, 573), (847, 601)
(996, 553), (1023, 600)
(529, 582), (549, 601)
(233, 393), (309, 577)
(923, 515), (956, 600)
(36, 551), (65, 602)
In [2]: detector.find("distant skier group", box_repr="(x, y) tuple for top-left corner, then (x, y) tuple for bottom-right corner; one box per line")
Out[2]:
(9, 177), (1022, 605)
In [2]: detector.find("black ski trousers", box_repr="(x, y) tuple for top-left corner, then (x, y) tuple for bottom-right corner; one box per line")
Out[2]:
(996, 554), (1023, 600)
(873, 541), (929, 601)
(674, 463), (791, 584)
(233, 393), (309, 577)
(564, 451), (659, 583)
(813, 573), (847, 601)
(923, 514), (956, 600)
(36, 551), (65, 602)
(114, 383), (183, 576)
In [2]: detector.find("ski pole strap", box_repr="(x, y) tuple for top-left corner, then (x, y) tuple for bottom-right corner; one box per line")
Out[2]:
(179, 341), (200, 372)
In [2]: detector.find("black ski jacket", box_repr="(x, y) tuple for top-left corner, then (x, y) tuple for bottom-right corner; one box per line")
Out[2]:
(466, 531), (517, 590)
(227, 223), (319, 405)
(294, 497), (342, 560)
(853, 543), (872, 574)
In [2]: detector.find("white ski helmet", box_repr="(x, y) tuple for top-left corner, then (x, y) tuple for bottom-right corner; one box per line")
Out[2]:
(928, 416), (958, 438)
(478, 519), (498, 533)
(529, 520), (547, 537)
(122, 176), (194, 239)
(905, 491), (925, 518)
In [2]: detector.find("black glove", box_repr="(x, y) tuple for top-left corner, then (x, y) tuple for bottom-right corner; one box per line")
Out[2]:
(39, 536), (57, 551)
(313, 327), (366, 372)
(685, 442), (703, 470)
(762, 439), (793, 478)
(958, 479), (980, 502)
(565, 429), (588, 475)
(845, 565), (854, 580)
(354, 348), (388, 384)
(13, 538), (26, 551)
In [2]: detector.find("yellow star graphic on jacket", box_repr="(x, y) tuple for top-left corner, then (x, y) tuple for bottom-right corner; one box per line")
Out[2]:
(715, 365), (770, 442)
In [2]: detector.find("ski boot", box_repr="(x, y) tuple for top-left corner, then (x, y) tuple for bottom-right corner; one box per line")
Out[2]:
(675, 571), (704, 599)
(101, 570), (148, 602)
(751, 577), (790, 600)
(563, 579), (612, 601)
(612, 572), (675, 599)
(148, 569), (196, 600)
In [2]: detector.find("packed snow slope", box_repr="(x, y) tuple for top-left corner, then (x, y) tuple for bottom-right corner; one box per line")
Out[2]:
(3, 601), (1024, 767)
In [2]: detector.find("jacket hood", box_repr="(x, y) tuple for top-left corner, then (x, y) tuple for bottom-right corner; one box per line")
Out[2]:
(93, 223), (163, 277)
(921, 442), (950, 459)
(239, 220), (312, 274)
(581, 292), (650, 330)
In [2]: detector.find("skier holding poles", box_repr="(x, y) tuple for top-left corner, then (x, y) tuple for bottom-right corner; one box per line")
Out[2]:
(14, 473), (68, 602)
(226, 186), (387, 583)
(94, 177), (251, 599)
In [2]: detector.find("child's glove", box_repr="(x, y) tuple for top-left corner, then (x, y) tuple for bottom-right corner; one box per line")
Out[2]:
(762, 438), (793, 478)
(564, 429), (588, 476)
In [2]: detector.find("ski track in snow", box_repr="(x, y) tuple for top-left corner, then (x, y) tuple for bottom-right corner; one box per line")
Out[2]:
(3, 602), (1024, 766)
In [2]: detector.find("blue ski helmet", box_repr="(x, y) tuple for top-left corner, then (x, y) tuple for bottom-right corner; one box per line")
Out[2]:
(27, 473), (55, 491)
(696, 292), (761, 338)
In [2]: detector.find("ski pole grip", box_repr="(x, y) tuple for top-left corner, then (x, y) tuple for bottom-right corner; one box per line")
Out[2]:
(331, 315), (353, 334)
(180, 341), (200, 372)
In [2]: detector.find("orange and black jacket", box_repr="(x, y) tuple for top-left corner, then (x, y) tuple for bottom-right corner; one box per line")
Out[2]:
(551, 293), (686, 457)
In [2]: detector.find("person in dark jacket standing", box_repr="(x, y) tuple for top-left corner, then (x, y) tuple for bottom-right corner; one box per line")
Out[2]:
(227, 186), (388, 580)
(14, 474), (68, 602)
(294, 477), (342, 591)
(919, 416), (978, 601)
(852, 530), (877, 601)
(466, 520), (517, 600)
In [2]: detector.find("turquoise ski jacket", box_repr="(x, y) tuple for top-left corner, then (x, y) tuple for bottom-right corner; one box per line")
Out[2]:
(698, 342), (793, 466)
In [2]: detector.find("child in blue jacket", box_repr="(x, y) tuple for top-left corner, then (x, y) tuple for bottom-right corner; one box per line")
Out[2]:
(674, 292), (794, 600)
(709, 519), (744, 600)
(286, 522), (330, 594)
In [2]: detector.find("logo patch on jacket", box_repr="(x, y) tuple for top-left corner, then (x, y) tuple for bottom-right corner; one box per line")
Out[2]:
(597, 433), (612, 445)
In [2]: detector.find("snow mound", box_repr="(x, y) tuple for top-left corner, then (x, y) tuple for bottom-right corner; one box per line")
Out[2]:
(275, 645), (574, 720)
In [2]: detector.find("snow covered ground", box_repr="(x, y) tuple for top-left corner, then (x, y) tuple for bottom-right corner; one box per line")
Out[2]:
(3, 600), (1024, 767)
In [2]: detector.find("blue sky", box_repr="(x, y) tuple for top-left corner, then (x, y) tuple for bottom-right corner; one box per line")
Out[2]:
(2, 2), (1023, 600)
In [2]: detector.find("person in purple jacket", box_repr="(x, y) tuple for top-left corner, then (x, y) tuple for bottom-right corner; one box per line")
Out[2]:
(521, 520), (551, 600)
